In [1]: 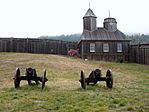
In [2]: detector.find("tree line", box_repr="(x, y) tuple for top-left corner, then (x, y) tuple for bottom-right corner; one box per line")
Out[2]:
(38, 34), (81, 42)
(127, 34), (149, 44)
(39, 33), (149, 44)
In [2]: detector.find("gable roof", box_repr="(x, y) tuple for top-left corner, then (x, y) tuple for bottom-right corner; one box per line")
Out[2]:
(79, 27), (131, 43)
(83, 8), (97, 18)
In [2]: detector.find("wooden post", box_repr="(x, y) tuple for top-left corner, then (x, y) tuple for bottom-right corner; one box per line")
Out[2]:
(10, 37), (13, 52)
(27, 37), (29, 53)
(81, 41), (84, 58)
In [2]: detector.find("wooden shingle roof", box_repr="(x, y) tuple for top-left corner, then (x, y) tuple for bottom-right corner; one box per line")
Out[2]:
(83, 8), (97, 18)
(79, 27), (131, 42)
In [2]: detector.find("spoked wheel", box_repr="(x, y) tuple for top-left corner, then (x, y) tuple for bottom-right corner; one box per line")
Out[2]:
(106, 69), (113, 88)
(41, 69), (48, 89)
(13, 68), (21, 88)
(79, 70), (86, 89)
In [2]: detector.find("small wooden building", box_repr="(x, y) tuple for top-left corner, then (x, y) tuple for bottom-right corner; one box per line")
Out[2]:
(78, 8), (131, 61)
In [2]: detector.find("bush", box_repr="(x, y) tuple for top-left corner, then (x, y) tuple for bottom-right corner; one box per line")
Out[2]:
(116, 57), (124, 63)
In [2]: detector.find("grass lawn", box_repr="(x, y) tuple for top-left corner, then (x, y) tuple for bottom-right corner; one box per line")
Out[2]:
(0, 52), (148, 112)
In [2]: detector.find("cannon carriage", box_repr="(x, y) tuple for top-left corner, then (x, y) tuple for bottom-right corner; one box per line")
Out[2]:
(13, 67), (48, 89)
(79, 69), (113, 89)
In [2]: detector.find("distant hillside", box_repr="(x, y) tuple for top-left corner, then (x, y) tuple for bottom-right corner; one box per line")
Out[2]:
(38, 34), (81, 42)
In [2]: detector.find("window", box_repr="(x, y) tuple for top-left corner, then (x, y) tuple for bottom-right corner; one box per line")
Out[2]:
(103, 43), (109, 52)
(117, 43), (122, 52)
(90, 43), (95, 52)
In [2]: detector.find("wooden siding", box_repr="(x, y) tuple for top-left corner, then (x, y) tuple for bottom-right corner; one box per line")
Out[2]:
(0, 38), (77, 55)
(78, 40), (129, 61)
(129, 44), (149, 65)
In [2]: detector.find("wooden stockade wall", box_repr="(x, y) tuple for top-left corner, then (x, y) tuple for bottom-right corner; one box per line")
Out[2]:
(0, 38), (149, 65)
(129, 44), (149, 65)
(0, 38), (77, 55)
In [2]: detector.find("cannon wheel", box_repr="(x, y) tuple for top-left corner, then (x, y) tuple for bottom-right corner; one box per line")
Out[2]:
(106, 69), (113, 88)
(14, 68), (21, 88)
(80, 70), (86, 89)
(41, 69), (46, 89)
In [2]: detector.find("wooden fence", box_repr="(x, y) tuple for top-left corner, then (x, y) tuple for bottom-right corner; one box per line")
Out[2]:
(129, 44), (149, 65)
(0, 38), (77, 55)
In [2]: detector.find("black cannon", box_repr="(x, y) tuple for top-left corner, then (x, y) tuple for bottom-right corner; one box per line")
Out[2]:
(13, 67), (48, 89)
(79, 69), (113, 89)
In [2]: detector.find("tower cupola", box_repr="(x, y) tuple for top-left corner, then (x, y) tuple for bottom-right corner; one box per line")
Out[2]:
(103, 17), (117, 32)
(83, 8), (97, 31)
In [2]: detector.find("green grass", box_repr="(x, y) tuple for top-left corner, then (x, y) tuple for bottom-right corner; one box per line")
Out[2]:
(0, 52), (148, 112)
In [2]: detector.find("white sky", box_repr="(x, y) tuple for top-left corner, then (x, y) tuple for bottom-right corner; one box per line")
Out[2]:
(0, 0), (148, 38)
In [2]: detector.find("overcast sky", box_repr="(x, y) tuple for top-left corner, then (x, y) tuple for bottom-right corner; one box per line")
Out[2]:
(0, 0), (148, 38)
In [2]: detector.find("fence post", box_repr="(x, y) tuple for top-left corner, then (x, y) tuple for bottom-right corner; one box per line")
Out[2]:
(10, 37), (13, 52)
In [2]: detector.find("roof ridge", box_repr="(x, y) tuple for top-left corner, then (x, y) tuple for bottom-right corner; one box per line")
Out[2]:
(80, 29), (131, 41)
(83, 8), (97, 18)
